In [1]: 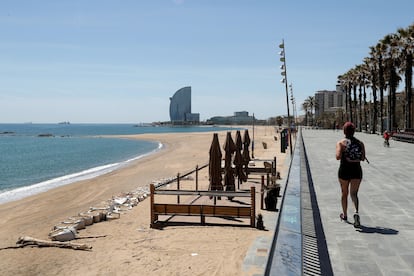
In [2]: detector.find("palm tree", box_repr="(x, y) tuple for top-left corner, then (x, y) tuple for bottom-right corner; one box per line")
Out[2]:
(338, 72), (353, 123)
(349, 68), (358, 126)
(365, 54), (378, 134)
(346, 67), (362, 125)
(337, 75), (346, 119)
(360, 65), (369, 132)
(302, 101), (310, 126)
(303, 96), (316, 126)
(381, 34), (402, 131)
(354, 64), (366, 132)
(396, 24), (414, 129)
(338, 22), (413, 133)
(374, 41), (387, 133)
(361, 64), (370, 132)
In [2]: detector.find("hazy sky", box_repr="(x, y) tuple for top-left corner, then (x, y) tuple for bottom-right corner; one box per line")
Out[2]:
(1, 0), (413, 123)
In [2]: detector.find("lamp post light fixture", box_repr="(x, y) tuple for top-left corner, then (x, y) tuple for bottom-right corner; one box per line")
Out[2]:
(279, 40), (293, 155)
(289, 83), (297, 127)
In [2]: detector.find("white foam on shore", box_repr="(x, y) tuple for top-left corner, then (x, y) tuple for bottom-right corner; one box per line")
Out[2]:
(0, 142), (163, 205)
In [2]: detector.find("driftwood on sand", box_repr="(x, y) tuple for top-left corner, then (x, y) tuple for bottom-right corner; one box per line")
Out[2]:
(0, 236), (92, 251)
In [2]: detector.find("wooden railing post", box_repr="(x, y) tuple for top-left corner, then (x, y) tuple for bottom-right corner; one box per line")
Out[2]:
(266, 172), (270, 188)
(251, 186), (256, 228)
(261, 175), (264, 210)
(196, 165), (199, 191)
(177, 173), (180, 204)
(150, 184), (155, 228)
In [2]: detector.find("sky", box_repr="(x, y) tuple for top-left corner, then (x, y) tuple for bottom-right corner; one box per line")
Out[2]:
(1, 0), (414, 123)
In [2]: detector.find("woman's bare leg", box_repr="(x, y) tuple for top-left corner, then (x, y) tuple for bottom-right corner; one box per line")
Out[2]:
(339, 178), (349, 217)
(350, 179), (361, 213)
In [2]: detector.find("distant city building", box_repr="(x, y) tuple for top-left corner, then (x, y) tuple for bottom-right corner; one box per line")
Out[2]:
(314, 87), (346, 117)
(234, 111), (249, 117)
(207, 111), (254, 125)
(169, 86), (200, 124)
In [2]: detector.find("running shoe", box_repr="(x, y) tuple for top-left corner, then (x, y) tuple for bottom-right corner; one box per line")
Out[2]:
(353, 213), (361, 228)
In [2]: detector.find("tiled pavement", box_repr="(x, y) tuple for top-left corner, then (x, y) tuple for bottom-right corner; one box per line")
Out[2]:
(302, 129), (414, 276)
(244, 128), (414, 275)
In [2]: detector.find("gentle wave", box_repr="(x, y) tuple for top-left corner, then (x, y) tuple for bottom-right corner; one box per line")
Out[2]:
(0, 142), (163, 204)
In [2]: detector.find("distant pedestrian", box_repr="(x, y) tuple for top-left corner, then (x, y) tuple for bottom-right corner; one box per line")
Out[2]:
(383, 130), (390, 147)
(336, 122), (366, 228)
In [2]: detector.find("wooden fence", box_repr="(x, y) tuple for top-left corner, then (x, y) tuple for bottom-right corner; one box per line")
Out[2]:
(150, 185), (256, 228)
(149, 156), (278, 228)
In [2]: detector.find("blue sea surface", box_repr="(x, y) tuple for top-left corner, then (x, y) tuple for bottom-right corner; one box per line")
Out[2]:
(0, 123), (234, 204)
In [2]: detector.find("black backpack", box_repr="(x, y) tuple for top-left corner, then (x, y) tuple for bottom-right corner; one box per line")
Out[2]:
(345, 138), (363, 161)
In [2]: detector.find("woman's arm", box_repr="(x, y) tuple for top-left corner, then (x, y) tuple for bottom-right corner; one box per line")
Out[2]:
(336, 140), (343, 160)
(360, 141), (366, 161)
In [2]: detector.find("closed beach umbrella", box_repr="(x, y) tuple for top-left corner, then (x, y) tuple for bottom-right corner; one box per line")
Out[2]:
(234, 130), (246, 188)
(242, 129), (251, 177)
(209, 133), (223, 191)
(223, 132), (236, 195)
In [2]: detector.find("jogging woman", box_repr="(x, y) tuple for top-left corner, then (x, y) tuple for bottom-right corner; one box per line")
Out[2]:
(336, 122), (366, 228)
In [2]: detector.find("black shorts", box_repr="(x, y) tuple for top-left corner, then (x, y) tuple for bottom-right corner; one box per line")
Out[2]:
(338, 163), (362, 180)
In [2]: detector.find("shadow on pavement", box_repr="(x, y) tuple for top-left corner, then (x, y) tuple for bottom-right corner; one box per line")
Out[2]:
(356, 225), (399, 235)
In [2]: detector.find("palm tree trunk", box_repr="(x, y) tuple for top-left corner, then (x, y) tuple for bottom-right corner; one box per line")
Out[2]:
(390, 68), (398, 130)
(387, 87), (391, 131)
(379, 55), (385, 133)
(348, 85), (353, 123)
(345, 84), (349, 121)
(358, 84), (362, 131)
(372, 84), (378, 134)
(405, 52), (413, 129)
(353, 85), (357, 124)
(363, 84), (368, 132)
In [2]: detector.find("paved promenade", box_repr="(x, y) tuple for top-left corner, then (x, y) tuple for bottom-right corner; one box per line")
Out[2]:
(302, 129), (414, 275)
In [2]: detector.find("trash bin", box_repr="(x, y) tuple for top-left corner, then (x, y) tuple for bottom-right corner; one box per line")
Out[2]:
(265, 187), (278, 211)
(280, 130), (285, 153)
(280, 129), (288, 153)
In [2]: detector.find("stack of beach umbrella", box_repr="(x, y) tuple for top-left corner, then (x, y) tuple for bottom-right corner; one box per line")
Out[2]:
(223, 132), (236, 199)
(208, 133), (223, 192)
(208, 130), (252, 196)
(234, 130), (246, 189)
(242, 130), (251, 179)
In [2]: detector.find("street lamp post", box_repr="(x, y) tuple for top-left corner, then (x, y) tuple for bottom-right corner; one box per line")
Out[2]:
(279, 40), (293, 156)
(289, 83), (297, 128)
(252, 113), (255, 159)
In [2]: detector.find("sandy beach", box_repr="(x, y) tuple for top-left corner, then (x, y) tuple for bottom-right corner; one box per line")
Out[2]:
(0, 126), (287, 276)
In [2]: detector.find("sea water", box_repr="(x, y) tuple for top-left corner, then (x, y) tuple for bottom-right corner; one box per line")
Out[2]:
(0, 123), (233, 204)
